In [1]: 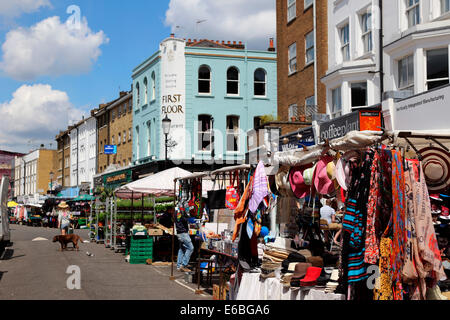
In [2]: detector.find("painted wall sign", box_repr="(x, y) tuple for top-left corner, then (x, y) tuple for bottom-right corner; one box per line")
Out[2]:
(160, 39), (186, 160)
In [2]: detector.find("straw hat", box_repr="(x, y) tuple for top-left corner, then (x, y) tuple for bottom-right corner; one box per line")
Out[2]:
(303, 164), (317, 186)
(58, 201), (69, 209)
(275, 166), (295, 197)
(419, 147), (450, 193)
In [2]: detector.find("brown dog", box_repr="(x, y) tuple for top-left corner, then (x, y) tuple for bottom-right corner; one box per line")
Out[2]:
(53, 234), (84, 251)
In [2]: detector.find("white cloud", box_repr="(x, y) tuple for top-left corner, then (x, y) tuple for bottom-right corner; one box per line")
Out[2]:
(165, 0), (275, 50)
(0, 16), (109, 81)
(0, 84), (85, 152)
(0, 0), (51, 17)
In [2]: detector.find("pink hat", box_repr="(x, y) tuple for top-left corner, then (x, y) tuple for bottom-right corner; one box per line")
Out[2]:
(289, 163), (313, 199)
(314, 155), (335, 195)
(335, 151), (360, 191)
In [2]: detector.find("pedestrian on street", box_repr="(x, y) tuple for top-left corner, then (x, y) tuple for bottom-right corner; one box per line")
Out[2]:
(174, 207), (193, 272)
(57, 202), (71, 235)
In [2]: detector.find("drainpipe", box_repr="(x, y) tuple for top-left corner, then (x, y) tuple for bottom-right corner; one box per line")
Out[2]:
(313, 0), (318, 109)
(379, 0), (384, 102)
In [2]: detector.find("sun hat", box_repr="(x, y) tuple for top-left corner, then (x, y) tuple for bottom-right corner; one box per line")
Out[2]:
(335, 150), (360, 191)
(314, 155), (335, 195)
(275, 166), (295, 197)
(58, 201), (69, 209)
(419, 147), (450, 193)
(289, 164), (313, 199)
(303, 164), (317, 186)
(292, 262), (313, 279)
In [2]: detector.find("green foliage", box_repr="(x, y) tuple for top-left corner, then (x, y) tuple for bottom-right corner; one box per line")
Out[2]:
(260, 114), (278, 125)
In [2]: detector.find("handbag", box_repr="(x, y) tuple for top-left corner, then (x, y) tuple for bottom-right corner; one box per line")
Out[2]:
(225, 171), (240, 210)
(208, 175), (227, 210)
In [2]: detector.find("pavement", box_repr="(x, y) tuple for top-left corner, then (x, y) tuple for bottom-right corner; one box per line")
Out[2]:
(0, 225), (211, 300)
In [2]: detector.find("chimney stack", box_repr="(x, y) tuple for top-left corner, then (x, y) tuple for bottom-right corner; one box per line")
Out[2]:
(268, 38), (275, 52)
(170, 33), (175, 38)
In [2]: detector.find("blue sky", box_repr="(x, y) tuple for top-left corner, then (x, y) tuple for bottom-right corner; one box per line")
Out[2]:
(0, 0), (275, 153)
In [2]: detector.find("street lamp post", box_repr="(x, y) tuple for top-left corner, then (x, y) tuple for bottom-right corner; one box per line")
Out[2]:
(162, 114), (172, 169)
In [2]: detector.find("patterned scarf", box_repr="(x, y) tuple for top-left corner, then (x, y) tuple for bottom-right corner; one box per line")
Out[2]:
(376, 149), (393, 239)
(391, 150), (407, 300)
(364, 150), (381, 264)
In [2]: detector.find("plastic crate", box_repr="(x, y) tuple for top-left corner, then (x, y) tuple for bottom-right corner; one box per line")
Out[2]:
(128, 236), (153, 264)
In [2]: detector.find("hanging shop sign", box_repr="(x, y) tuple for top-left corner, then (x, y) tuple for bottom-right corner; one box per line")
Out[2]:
(319, 111), (382, 143)
(103, 169), (133, 189)
(279, 127), (316, 151)
(392, 84), (449, 131)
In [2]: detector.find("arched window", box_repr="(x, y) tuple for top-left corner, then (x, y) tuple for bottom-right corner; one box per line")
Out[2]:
(136, 82), (140, 106)
(198, 65), (211, 94)
(226, 115), (240, 152)
(254, 68), (267, 96)
(198, 115), (212, 151)
(143, 77), (148, 104)
(227, 67), (239, 95)
(151, 72), (156, 100)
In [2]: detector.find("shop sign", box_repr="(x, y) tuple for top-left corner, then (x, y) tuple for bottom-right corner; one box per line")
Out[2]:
(393, 85), (449, 131)
(104, 145), (117, 155)
(279, 127), (316, 151)
(319, 112), (360, 142)
(105, 173), (127, 184)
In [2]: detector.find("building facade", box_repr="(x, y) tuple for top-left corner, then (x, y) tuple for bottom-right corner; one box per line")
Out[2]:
(132, 36), (277, 167)
(1, 150), (25, 198)
(276, 0), (328, 122)
(14, 149), (57, 202)
(68, 116), (97, 190)
(55, 130), (71, 188)
(321, 0), (382, 119)
(93, 91), (133, 175)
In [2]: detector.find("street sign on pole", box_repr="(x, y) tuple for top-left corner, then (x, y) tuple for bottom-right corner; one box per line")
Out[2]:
(104, 145), (117, 155)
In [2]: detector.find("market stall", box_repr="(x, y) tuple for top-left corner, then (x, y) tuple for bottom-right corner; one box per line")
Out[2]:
(228, 129), (449, 301)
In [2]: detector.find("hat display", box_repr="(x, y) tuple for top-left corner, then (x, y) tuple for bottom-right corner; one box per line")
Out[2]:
(307, 256), (324, 268)
(420, 147), (450, 193)
(58, 201), (69, 209)
(289, 164), (313, 199)
(303, 164), (317, 186)
(335, 150), (360, 191)
(275, 167), (295, 197)
(314, 155), (335, 195)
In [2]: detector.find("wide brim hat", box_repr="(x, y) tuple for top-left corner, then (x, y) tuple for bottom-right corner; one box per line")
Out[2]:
(275, 166), (295, 197)
(314, 155), (335, 195)
(303, 164), (317, 186)
(292, 262), (312, 279)
(335, 150), (360, 191)
(419, 147), (450, 193)
(289, 163), (313, 199)
(58, 201), (69, 209)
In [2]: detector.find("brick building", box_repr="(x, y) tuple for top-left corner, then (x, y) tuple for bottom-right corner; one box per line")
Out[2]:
(93, 91), (133, 174)
(276, 0), (328, 122)
(55, 130), (71, 188)
(0, 150), (25, 198)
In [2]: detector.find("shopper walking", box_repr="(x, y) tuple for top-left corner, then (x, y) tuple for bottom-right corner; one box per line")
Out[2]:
(57, 202), (71, 235)
(174, 207), (194, 272)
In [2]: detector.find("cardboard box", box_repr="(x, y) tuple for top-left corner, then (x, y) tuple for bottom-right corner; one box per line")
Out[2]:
(148, 229), (163, 236)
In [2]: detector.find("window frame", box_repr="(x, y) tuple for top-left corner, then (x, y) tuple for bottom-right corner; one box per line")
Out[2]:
(254, 68), (267, 97)
(288, 42), (297, 75)
(136, 82), (140, 106)
(305, 96), (316, 117)
(288, 104), (298, 120)
(226, 66), (240, 96)
(398, 54), (415, 92)
(361, 12), (373, 53)
(287, 0), (296, 23)
(226, 115), (240, 153)
(442, 0), (450, 15)
(350, 81), (368, 108)
(198, 115), (212, 152)
(304, 0), (313, 10)
(305, 31), (315, 64)
(331, 87), (342, 119)
(151, 72), (156, 101)
(406, 0), (420, 28)
(198, 65), (212, 95)
(143, 77), (148, 104)
(426, 47), (449, 91)
(340, 24), (350, 62)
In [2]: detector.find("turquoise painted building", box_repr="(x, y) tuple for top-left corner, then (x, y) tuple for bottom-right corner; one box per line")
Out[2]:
(131, 36), (277, 166)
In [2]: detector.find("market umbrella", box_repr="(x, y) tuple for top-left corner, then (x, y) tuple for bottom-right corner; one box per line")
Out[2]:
(7, 201), (18, 208)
